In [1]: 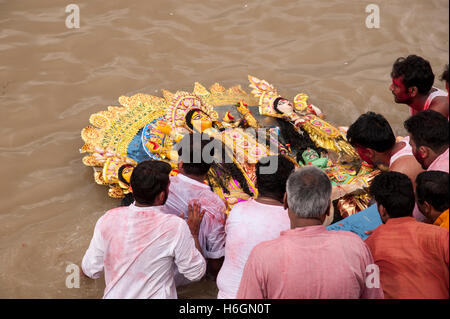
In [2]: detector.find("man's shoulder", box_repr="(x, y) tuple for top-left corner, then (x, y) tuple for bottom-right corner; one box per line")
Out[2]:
(106, 205), (129, 213)
(390, 153), (418, 166)
(250, 233), (287, 255)
(170, 175), (226, 209)
(364, 224), (385, 244)
(93, 206), (131, 231)
(100, 206), (130, 220)
(370, 218), (448, 239)
(324, 229), (370, 253)
(150, 209), (188, 235)
(430, 95), (449, 106)
(152, 207), (185, 223)
(201, 188), (225, 203)
(328, 228), (365, 242)
(228, 200), (255, 215)
(197, 191), (227, 216)
(102, 206), (181, 222)
(406, 221), (448, 253)
(416, 220), (449, 237)
(228, 200), (286, 224)
(170, 174), (208, 189)
(390, 155), (423, 177)
(429, 96), (449, 117)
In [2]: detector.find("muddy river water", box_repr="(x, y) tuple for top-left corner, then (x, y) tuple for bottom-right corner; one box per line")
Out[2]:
(0, 0), (448, 298)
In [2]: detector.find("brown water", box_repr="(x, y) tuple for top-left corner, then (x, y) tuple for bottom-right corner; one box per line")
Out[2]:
(0, 0), (448, 298)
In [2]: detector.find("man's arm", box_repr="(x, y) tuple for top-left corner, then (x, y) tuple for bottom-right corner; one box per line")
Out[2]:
(175, 201), (207, 282)
(389, 156), (424, 188)
(180, 200), (205, 255)
(194, 199), (227, 279)
(81, 219), (105, 279)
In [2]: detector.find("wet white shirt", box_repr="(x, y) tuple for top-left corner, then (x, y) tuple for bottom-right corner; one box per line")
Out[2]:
(160, 174), (227, 259)
(216, 198), (291, 299)
(81, 203), (206, 299)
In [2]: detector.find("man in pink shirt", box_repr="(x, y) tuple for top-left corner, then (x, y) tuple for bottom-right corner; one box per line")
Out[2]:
(404, 110), (449, 173)
(236, 166), (384, 299)
(82, 160), (206, 299)
(217, 155), (295, 299)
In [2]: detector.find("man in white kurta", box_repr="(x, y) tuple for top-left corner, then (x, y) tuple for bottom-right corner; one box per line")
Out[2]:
(82, 203), (206, 298)
(216, 198), (290, 299)
(161, 174), (227, 260)
(216, 155), (295, 298)
(158, 133), (227, 284)
(82, 160), (206, 299)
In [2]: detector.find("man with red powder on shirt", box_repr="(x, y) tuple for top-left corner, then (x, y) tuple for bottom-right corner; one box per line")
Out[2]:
(390, 55), (448, 118)
(81, 160), (206, 299)
(346, 112), (425, 221)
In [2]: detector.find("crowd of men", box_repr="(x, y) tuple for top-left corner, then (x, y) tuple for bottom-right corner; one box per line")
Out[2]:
(81, 55), (449, 299)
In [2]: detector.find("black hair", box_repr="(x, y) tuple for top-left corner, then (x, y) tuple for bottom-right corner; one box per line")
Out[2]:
(176, 132), (254, 197)
(440, 64), (449, 83)
(177, 132), (214, 176)
(118, 164), (134, 185)
(369, 171), (415, 218)
(255, 155), (295, 202)
(118, 164), (135, 206)
(416, 170), (449, 212)
(272, 97), (327, 161)
(346, 112), (396, 152)
(391, 55), (435, 94)
(273, 97), (285, 114)
(130, 160), (172, 206)
(404, 110), (449, 153)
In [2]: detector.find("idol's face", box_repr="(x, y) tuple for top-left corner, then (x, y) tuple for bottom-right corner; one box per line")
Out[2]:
(389, 77), (412, 104)
(303, 149), (319, 161)
(190, 110), (212, 132)
(191, 110), (210, 121)
(276, 99), (294, 114)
